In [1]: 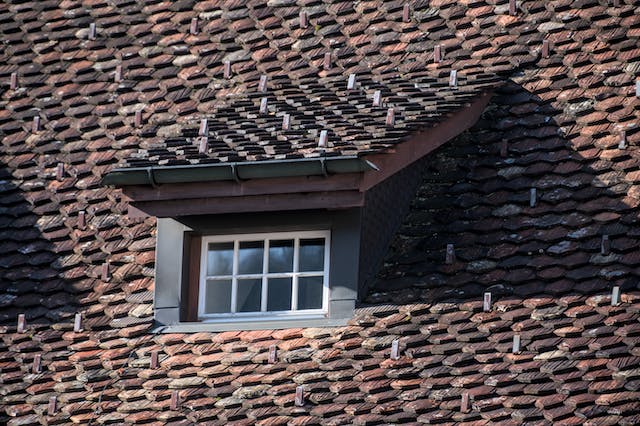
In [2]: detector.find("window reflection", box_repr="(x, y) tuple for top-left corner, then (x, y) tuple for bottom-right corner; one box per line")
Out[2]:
(205, 280), (232, 313)
(269, 240), (294, 273)
(267, 277), (292, 311)
(299, 238), (324, 271)
(238, 241), (263, 274)
(207, 243), (233, 276)
(298, 276), (323, 310)
(237, 279), (262, 312)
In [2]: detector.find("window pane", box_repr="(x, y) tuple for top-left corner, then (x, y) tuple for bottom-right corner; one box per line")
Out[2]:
(204, 279), (232, 313)
(299, 238), (325, 272)
(267, 278), (292, 311)
(207, 242), (234, 276)
(269, 240), (294, 273)
(237, 279), (262, 312)
(298, 276), (323, 310)
(238, 241), (264, 274)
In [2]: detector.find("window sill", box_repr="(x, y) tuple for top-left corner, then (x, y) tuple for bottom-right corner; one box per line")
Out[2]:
(153, 317), (350, 333)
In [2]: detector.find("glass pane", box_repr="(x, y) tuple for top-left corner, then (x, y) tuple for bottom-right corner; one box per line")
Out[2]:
(207, 242), (234, 276)
(299, 238), (325, 272)
(267, 278), (292, 311)
(204, 279), (232, 313)
(238, 241), (264, 274)
(298, 276), (324, 310)
(269, 240), (294, 273)
(237, 279), (262, 312)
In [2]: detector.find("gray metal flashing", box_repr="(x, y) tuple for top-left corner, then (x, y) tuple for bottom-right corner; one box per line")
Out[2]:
(102, 156), (378, 187)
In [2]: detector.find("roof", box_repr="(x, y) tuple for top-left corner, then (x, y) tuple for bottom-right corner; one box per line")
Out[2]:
(1, 0), (640, 425)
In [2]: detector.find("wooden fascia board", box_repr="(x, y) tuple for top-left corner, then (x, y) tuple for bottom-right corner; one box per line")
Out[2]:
(129, 190), (365, 218)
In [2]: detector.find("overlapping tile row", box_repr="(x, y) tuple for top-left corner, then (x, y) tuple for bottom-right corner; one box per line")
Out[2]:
(128, 71), (500, 166)
(0, 0), (639, 425)
(1, 296), (640, 425)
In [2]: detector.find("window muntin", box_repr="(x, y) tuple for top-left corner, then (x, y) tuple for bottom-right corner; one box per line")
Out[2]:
(199, 231), (330, 320)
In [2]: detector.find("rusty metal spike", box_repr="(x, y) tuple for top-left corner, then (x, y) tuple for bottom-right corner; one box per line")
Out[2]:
(512, 335), (521, 354)
(611, 286), (620, 306)
(32, 116), (41, 133)
(541, 40), (550, 58)
(78, 211), (86, 230)
(449, 70), (457, 87)
(372, 90), (382, 107)
(347, 73), (356, 90)
(224, 61), (231, 79)
(509, 0), (517, 16)
(601, 235), (610, 255)
(318, 130), (328, 148)
(268, 344), (278, 363)
(56, 163), (64, 181)
(259, 97), (268, 114)
(385, 108), (395, 127)
(282, 114), (290, 131)
(461, 392), (470, 413)
(114, 65), (122, 82)
(402, 4), (410, 22)
(48, 396), (57, 415)
(88, 23), (96, 40)
(170, 390), (179, 410)
(10, 72), (17, 90)
(198, 136), (209, 154)
(390, 339), (400, 360)
(299, 11), (308, 29)
(150, 351), (159, 369)
(618, 130), (627, 149)
(530, 188), (537, 208)
(135, 110), (142, 128)
(259, 75), (268, 92)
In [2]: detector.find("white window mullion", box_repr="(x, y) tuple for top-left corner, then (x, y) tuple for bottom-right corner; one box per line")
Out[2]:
(261, 240), (269, 312)
(291, 238), (299, 311)
(230, 240), (239, 313)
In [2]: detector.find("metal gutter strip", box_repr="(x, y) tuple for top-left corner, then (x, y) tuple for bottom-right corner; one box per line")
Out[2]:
(102, 156), (378, 187)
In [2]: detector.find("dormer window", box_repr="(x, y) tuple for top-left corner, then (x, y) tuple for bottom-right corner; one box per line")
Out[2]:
(199, 231), (329, 320)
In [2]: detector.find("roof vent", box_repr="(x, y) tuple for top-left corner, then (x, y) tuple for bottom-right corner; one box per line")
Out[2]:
(611, 285), (620, 306)
(295, 386), (305, 406)
(190, 17), (199, 35)
(10, 72), (17, 90)
(199, 118), (208, 136)
(88, 23), (96, 40)
(372, 90), (382, 107)
(17, 314), (26, 333)
(601, 235), (610, 255)
(259, 97), (268, 114)
(323, 52), (332, 70)
(282, 114), (291, 130)
(434, 45), (442, 63)
(224, 61), (232, 79)
(74, 313), (83, 332)
(32, 354), (42, 373)
(299, 11), (308, 29)
(483, 292), (492, 312)
(259, 75), (268, 92)
(445, 244), (455, 264)
(318, 130), (328, 148)
(402, 4), (411, 22)
(449, 70), (458, 87)
(347, 73), (356, 90)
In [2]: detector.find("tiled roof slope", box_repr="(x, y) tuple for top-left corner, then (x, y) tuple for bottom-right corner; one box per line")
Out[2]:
(125, 72), (499, 166)
(0, 0), (640, 425)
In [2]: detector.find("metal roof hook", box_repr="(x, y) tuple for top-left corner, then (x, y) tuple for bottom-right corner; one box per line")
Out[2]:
(231, 163), (241, 183)
(146, 167), (158, 188)
(320, 157), (328, 177)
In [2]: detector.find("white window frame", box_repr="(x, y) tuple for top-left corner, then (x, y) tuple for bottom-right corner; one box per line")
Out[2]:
(198, 230), (331, 322)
